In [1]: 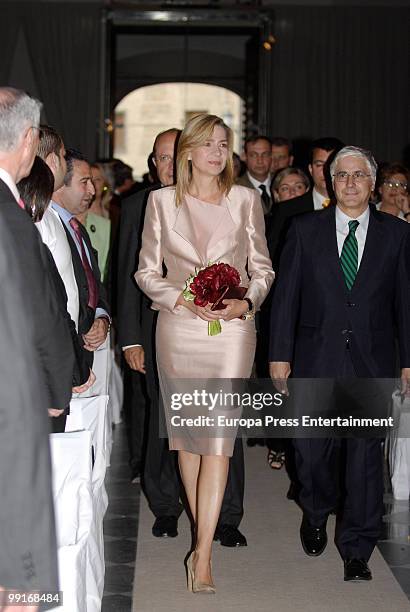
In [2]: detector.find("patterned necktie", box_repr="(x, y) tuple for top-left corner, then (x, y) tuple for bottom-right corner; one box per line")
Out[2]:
(259, 184), (272, 215)
(340, 220), (359, 290)
(69, 217), (98, 309)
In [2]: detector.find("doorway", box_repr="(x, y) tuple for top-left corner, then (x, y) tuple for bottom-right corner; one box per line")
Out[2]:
(113, 82), (244, 179)
(99, 4), (273, 158)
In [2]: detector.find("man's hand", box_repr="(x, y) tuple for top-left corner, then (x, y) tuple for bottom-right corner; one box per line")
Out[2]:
(269, 361), (291, 395)
(401, 368), (410, 397)
(124, 346), (145, 373)
(72, 369), (96, 394)
(83, 317), (109, 351)
(48, 408), (64, 417)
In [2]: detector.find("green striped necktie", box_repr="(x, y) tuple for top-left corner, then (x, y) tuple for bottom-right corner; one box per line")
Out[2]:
(340, 220), (359, 290)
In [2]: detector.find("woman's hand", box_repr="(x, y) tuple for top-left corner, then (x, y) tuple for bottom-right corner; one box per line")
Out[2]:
(209, 299), (249, 321)
(176, 293), (235, 321)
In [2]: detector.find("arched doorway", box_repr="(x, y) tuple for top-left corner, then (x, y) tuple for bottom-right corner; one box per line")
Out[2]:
(113, 83), (244, 180)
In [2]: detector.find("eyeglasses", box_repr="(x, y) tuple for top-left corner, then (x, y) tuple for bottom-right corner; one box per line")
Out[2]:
(383, 180), (408, 191)
(155, 154), (173, 164)
(333, 170), (371, 183)
(31, 126), (43, 138)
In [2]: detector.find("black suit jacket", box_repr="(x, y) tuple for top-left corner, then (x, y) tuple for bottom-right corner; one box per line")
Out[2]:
(61, 219), (110, 338)
(0, 214), (59, 597)
(268, 191), (315, 269)
(43, 245), (89, 387)
(117, 184), (160, 350)
(269, 205), (410, 377)
(0, 180), (74, 409)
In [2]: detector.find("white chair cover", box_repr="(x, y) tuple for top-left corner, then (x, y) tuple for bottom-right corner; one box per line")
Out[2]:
(65, 396), (109, 611)
(387, 390), (410, 500)
(49, 431), (93, 612)
(108, 352), (123, 426)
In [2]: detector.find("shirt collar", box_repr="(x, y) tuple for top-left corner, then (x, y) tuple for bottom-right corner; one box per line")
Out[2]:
(247, 171), (271, 191)
(51, 201), (74, 223)
(0, 167), (20, 203)
(336, 204), (370, 232)
(312, 188), (327, 209)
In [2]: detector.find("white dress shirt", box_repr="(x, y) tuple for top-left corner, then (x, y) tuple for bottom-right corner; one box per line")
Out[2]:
(312, 188), (329, 211)
(335, 205), (370, 266)
(36, 205), (80, 328)
(247, 171), (272, 197)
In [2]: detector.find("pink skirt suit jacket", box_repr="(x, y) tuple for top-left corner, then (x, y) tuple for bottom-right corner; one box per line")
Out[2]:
(135, 185), (274, 456)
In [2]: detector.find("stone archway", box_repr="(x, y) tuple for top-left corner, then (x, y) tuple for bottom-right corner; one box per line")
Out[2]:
(113, 82), (244, 179)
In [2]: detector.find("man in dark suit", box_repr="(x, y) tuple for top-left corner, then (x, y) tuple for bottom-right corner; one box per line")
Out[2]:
(118, 128), (180, 533)
(268, 137), (344, 268)
(236, 135), (273, 217)
(52, 149), (110, 366)
(118, 128), (247, 547)
(269, 146), (410, 581)
(0, 86), (73, 607)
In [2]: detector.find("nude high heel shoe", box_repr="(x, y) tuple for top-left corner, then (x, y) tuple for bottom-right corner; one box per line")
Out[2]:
(186, 551), (216, 594)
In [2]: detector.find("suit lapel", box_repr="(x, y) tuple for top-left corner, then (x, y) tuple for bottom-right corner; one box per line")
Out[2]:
(317, 207), (349, 297)
(172, 201), (204, 263)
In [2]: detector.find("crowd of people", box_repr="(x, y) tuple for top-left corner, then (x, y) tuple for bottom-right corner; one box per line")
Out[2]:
(1, 84), (409, 606)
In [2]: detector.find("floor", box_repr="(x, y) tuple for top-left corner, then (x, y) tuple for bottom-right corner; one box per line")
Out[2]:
(102, 424), (140, 612)
(102, 425), (410, 611)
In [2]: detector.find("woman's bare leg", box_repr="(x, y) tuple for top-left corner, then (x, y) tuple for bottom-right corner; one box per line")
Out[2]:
(194, 455), (229, 584)
(178, 450), (201, 520)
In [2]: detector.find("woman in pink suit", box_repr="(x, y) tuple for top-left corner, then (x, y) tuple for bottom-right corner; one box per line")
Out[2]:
(136, 114), (274, 593)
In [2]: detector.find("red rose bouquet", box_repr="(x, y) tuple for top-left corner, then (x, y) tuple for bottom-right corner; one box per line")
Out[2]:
(183, 262), (242, 336)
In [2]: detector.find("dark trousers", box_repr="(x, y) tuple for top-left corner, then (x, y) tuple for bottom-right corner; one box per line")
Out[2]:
(293, 350), (384, 561)
(219, 438), (244, 527)
(50, 413), (67, 433)
(122, 365), (147, 474)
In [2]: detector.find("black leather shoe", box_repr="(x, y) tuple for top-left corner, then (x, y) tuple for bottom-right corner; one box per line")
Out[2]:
(152, 516), (178, 538)
(213, 525), (247, 547)
(130, 462), (142, 484)
(344, 559), (372, 581)
(300, 517), (327, 556)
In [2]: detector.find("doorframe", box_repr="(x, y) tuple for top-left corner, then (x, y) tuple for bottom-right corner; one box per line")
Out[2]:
(98, 5), (273, 157)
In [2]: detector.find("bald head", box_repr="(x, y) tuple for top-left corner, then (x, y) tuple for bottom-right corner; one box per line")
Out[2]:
(153, 128), (180, 186)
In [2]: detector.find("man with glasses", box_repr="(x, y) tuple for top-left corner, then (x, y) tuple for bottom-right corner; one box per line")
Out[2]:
(117, 128), (180, 494)
(236, 135), (273, 215)
(269, 146), (410, 582)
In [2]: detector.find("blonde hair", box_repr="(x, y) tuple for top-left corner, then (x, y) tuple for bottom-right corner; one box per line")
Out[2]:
(175, 114), (234, 206)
